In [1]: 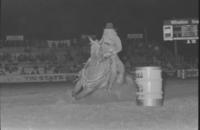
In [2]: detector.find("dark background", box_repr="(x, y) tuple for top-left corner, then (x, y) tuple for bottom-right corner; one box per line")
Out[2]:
(1, 0), (199, 40)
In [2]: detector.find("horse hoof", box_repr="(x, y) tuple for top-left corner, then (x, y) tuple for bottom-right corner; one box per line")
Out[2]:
(73, 96), (80, 100)
(71, 96), (77, 101)
(71, 93), (78, 100)
(72, 91), (76, 97)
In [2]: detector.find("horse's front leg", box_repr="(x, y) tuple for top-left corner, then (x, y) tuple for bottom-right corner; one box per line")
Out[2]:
(74, 86), (97, 100)
(72, 80), (83, 97)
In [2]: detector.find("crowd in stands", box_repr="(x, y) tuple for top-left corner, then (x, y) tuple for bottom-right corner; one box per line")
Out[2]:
(0, 38), (198, 76)
(0, 38), (90, 76)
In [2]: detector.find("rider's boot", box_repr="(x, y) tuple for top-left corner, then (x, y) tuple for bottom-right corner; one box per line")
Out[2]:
(116, 59), (125, 84)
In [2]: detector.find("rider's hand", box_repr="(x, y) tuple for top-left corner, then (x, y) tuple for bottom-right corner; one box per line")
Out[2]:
(104, 49), (116, 57)
(104, 52), (112, 58)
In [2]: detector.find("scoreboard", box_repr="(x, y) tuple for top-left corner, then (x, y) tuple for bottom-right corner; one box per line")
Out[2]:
(163, 19), (199, 41)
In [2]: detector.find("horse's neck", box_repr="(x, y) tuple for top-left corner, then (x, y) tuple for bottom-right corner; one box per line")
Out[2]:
(90, 46), (100, 59)
(89, 54), (100, 65)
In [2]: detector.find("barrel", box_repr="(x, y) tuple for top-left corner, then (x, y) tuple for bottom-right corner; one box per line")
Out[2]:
(135, 66), (163, 106)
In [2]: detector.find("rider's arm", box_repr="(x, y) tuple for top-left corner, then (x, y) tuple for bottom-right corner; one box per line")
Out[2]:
(103, 35), (122, 54)
(113, 36), (122, 54)
(104, 37), (122, 56)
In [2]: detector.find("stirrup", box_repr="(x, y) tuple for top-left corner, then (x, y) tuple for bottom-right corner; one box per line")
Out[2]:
(116, 74), (124, 84)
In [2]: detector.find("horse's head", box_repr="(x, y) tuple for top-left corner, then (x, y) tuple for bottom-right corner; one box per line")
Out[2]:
(89, 38), (103, 62)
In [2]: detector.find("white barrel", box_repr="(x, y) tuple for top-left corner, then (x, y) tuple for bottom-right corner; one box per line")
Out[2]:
(135, 66), (163, 106)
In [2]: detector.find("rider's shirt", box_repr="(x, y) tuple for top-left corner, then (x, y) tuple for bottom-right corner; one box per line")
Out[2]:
(101, 28), (122, 55)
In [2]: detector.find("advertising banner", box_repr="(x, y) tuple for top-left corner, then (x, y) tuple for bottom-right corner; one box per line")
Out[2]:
(0, 73), (77, 83)
(6, 35), (24, 41)
(127, 34), (143, 39)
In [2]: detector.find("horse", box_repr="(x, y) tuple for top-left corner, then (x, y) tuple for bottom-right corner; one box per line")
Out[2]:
(72, 38), (135, 100)
(71, 39), (115, 100)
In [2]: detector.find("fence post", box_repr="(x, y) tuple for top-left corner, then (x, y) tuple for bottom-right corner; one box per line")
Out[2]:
(181, 69), (186, 79)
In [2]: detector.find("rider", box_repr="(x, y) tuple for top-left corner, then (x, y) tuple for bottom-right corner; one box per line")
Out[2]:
(100, 22), (125, 87)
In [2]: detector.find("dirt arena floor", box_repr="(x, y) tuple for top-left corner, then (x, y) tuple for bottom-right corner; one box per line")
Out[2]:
(0, 78), (198, 130)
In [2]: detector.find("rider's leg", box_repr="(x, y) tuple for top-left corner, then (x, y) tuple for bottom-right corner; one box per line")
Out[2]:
(115, 55), (125, 84)
(107, 55), (117, 90)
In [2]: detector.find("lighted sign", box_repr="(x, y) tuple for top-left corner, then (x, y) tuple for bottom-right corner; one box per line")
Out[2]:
(163, 25), (173, 41)
(163, 19), (199, 41)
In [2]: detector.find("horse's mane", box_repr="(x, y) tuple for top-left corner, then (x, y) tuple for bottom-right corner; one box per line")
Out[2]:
(82, 41), (111, 80)
(89, 41), (103, 63)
